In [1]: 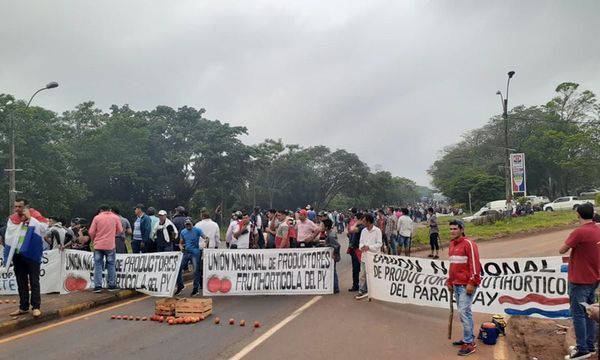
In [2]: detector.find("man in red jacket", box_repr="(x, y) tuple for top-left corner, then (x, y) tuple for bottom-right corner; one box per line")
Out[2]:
(447, 220), (481, 356)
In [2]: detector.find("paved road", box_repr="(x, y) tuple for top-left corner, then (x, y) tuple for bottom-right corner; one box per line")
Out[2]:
(0, 227), (574, 360)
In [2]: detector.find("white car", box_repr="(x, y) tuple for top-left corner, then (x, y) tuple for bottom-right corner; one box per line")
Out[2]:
(462, 209), (502, 223)
(525, 195), (550, 206)
(542, 196), (588, 211)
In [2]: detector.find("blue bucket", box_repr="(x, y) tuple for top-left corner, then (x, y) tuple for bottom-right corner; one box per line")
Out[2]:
(479, 323), (499, 345)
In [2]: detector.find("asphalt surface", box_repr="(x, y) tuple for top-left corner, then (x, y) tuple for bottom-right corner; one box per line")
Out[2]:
(0, 226), (575, 360)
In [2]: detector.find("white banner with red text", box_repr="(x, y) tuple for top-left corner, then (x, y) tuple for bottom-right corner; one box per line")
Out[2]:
(203, 248), (334, 296)
(0, 249), (62, 294)
(61, 250), (182, 297)
(0, 248), (182, 297)
(365, 252), (571, 319)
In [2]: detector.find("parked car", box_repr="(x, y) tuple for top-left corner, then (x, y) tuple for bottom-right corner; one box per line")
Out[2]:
(524, 195), (550, 207)
(480, 200), (516, 212)
(542, 196), (589, 211)
(463, 209), (502, 223)
(579, 189), (600, 197)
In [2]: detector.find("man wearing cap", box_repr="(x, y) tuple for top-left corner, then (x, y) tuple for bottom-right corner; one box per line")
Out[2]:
(132, 204), (152, 254)
(154, 210), (178, 252)
(176, 218), (207, 296)
(195, 211), (220, 249)
(295, 209), (318, 248)
(447, 220), (481, 356)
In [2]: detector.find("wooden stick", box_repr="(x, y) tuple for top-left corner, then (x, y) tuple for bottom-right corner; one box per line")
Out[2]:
(448, 287), (454, 340)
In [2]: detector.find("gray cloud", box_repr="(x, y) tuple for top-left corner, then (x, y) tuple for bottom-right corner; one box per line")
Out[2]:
(2, 0), (599, 186)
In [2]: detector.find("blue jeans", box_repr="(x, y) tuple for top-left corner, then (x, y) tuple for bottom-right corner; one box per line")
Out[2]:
(177, 251), (202, 291)
(388, 234), (398, 255)
(454, 285), (476, 343)
(94, 249), (116, 289)
(398, 235), (411, 249)
(569, 282), (598, 353)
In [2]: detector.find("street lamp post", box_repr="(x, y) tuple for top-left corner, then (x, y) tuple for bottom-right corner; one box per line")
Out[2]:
(5, 82), (59, 211)
(496, 71), (515, 206)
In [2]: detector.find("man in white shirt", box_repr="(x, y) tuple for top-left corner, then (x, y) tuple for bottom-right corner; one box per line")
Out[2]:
(396, 207), (414, 256)
(231, 212), (257, 249)
(355, 213), (382, 300)
(225, 211), (240, 248)
(194, 211), (220, 249)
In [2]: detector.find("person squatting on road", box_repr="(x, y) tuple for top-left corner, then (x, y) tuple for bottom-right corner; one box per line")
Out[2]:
(559, 203), (600, 360)
(447, 220), (481, 357)
(355, 213), (382, 300)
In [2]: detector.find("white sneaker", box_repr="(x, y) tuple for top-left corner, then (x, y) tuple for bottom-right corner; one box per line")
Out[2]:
(354, 292), (368, 300)
(568, 346), (596, 357)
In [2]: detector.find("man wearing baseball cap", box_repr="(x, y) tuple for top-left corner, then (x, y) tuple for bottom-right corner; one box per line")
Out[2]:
(176, 218), (207, 296)
(154, 210), (178, 252)
(296, 209), (318, 248)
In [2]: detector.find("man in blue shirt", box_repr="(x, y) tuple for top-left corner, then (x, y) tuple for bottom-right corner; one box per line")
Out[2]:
(176, 218), (207, 296)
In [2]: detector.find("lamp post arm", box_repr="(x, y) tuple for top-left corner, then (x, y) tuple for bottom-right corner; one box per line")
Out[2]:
(26, 87), (47, 109)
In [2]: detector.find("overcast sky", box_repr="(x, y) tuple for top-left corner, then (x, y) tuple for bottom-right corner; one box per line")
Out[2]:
(2, 1), (599, 186)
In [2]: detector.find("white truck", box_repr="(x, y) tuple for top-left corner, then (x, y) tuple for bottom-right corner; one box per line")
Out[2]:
(542, 196), (588, 211)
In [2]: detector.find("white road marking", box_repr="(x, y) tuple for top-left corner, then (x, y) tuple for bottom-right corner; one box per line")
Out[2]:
(228, 296), (323, 360)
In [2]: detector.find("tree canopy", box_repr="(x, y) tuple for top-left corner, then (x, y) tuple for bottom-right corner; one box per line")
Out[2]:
(429, 82), (600, 206)
(0, 95), (424, 221)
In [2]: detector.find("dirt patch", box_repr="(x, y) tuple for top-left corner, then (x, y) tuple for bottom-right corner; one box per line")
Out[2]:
(506, 316), (599, 360)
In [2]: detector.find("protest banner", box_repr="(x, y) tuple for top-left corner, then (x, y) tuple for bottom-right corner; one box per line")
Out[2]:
(0, 249), (62, 295)
(366, 252), (570, 319)
(203, 248), (334, 296)
(61, 250), (183, 297)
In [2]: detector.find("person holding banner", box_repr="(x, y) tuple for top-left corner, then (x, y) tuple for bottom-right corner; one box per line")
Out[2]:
(558, 203), (600, 360)
(355, 213), (382, 300)
(4, 198), (48, 318)
(447, 220), (481, 357)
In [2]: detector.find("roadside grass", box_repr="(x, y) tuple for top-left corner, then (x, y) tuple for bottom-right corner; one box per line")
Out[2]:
(412, 210), (579, 245)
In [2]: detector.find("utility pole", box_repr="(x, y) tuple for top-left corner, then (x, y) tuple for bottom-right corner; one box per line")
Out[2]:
(497, 71), (516, 204)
